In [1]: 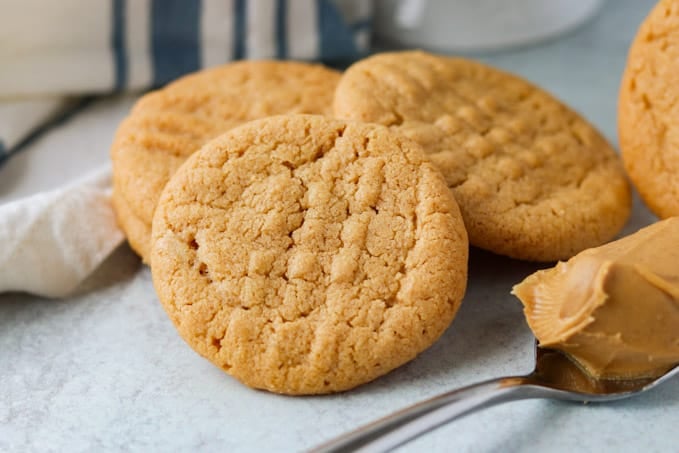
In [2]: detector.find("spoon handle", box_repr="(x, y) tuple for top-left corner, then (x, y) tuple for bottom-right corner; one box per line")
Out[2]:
(310, 376), (544, 453)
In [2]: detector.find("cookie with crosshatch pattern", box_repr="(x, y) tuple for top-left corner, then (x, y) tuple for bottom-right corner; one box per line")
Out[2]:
(334, 51), (631, 261)
(619, 0), (679, 219)
(150, 114), (469, 394)
(111, 60), (341, 262)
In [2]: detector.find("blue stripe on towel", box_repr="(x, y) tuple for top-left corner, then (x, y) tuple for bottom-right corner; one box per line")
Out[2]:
(233, 0), (246, 60)
(151, 0), (202, 86)
(318, 0), (360, 61)
(112, 0), (127, 90)
(276, 0), (287, 59)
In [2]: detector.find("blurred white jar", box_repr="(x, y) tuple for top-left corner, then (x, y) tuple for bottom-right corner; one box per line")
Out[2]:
(375, 0), (606, 52)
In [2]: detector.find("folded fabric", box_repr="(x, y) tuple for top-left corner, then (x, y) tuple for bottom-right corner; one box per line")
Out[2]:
(0, 98), (72, 163)
(0, 167), (123, 298)
(1, 0), (371, 97)
(0, 0), (372, 162)
(0, 0), (374, 297)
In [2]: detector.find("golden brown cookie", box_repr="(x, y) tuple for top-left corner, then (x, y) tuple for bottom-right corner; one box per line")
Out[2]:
(334, 51), (631, 261)
(150, 114), (469, 395)
(111, 190), (152, 259)
(111, 61), (341, 262)
(619, 0), (679, 219)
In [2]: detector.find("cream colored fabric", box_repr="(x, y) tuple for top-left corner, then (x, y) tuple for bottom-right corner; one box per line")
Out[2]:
(0, 167), (123, 297)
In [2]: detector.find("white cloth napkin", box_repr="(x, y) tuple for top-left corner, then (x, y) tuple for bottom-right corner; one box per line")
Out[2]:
(0, 167), (123, 298)
(0, 0), (373, 298)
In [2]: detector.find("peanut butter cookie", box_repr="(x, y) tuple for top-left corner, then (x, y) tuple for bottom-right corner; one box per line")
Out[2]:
(619, 0), (679, 219)
(334, 51), (631, 261)
(111, 61), (341, 261)
(150, 115), (469, 394)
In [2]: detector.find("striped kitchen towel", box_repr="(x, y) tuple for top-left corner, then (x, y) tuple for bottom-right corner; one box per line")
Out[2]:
(0, 0), (373, 163)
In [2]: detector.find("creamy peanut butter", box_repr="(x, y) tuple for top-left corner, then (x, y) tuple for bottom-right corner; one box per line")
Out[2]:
(512, 217), (679, 379)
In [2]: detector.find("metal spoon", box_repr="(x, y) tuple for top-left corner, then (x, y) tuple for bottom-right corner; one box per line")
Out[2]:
(311, 345), (679, 453)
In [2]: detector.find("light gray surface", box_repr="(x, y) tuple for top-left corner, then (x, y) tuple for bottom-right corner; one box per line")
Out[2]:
(2, 1), (677, 452)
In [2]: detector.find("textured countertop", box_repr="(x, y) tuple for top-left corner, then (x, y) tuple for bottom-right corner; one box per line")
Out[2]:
(2, 1), (677, 451)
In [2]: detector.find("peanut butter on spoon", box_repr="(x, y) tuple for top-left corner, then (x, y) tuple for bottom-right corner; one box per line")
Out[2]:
(513, 217), (679, 380)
